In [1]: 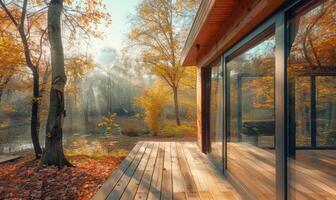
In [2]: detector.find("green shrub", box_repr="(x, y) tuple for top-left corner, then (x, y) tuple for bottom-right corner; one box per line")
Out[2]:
(160, 124), (197, 137)
(161, 125), (179, 137)
(97, 113), (120, 134)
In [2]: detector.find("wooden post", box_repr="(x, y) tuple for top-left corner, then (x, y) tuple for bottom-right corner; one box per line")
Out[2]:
(197, 67), (210, 153)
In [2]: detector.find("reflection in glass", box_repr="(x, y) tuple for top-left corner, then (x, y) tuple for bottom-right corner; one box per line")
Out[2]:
(294, 77), (311, 147)
(209, 61), (223, 168)
(287, 0), (336, 199)
(227, 33), (275, 199)
(317, 76), (336, 147)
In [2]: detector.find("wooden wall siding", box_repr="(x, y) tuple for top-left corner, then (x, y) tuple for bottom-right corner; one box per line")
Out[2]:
(181, 0), (287, 67)
(196, 67), (204, 151)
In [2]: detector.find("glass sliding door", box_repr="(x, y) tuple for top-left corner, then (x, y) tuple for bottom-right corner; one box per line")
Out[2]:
(287, 0), (336, 199)
(316, 76), (336, 147)
(293, 76), (312, 147)
(226, 30), (276, 199)
(209, 59), (223, 169)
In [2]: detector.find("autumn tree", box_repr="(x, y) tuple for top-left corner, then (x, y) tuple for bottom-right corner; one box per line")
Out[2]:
(288, 0), (336, 138)
(0, 24), (24, 103)
(0, 0), (49, 158)
(127, 0), (199, 126)
(0, 0), (110, 161)
(136, 81), (168, 136)
(39, 0), (70, 167)
(40, 1), (109, 166)
(65, 55), (94, 132)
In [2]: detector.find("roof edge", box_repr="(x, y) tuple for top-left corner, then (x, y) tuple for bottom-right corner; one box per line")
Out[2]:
(180, 0), (215, 66)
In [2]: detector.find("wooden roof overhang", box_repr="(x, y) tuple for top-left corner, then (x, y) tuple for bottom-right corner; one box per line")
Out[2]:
(181, 0), (287, 67)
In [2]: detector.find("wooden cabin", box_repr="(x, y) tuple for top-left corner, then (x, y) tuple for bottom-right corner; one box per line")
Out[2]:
(181, 0), (336, 199)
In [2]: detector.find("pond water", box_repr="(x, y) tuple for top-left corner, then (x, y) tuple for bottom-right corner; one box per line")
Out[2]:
(0, 116), (144, 154)
(0, 119), (94, 154)
(0, 123), (77, 154)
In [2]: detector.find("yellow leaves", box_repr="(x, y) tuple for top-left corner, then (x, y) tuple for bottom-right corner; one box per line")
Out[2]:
(126, 1), (200, 99)
(0, 103), (16, 113)
(135, 80), (169, 135)
(65, 54), (94, 95)
(129, 28), (142, 40)
(161, 124), (197, 137)
(63, 0), (112, 40)
(0, 31), (24, 78)
(289, 0), (336, 70)
(243, 76), (274, 109)
(66, 137), (109, 157)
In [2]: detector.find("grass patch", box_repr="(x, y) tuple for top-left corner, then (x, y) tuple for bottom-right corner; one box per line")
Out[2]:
(160, 124), (197, 138)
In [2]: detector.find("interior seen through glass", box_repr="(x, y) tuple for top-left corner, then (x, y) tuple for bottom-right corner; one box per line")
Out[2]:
(209, 61), (223, 168)
(226, 33), (276, 200)
(287, 0), (336, 199)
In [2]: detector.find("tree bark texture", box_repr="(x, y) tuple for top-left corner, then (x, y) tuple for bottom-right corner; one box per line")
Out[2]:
(31, 72), (43, 158)
(173, 86), (181, 126)
(40, 0), (72, 167)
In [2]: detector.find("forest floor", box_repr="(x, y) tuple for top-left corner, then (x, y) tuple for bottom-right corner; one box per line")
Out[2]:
(0, 119), (197, 200)
(0, 135), (134, 200)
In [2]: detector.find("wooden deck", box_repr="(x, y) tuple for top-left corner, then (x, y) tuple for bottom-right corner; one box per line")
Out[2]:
(227, 143), (336, 200)
(93, 141), (241, 200)
(0, 155), (20, 164)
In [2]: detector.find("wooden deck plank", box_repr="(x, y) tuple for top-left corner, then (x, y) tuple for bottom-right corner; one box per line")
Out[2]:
(171, 142), (187, 200)
(188, 143), (241, 200)
(120, 142), (154, 200)
(227, 142), (336, 199)
(182, 143), (213, 200)
(94, 141), (336, 200)
(185, 143), (240, 200)
(148, 142), (165, 200)
(176, 142), (200, 200)
(107, 142), (148, 200)
(0, 155), (21, 164)
(92, 142), (143, 200)
(161, 142), (173, 200)
(94, 142), (241, 200)
(134, 142), (160, 200)
(227, 143), (275, 199)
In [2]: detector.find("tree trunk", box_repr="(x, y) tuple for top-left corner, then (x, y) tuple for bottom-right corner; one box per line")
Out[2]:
(331, 102), (336, 130)
(0, 88), (3, 104)
(67, 94), (73, 134)
(31, 72), (43, 159)
(173, 86), (181, 126)
(40, 0), (72, 167)
(84, 93), (89, 131)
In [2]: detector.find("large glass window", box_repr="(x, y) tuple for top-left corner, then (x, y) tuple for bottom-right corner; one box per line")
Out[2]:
(209, 60), (223, 168)
(287, 0), (336, 198)
(226, 32), (276, 199)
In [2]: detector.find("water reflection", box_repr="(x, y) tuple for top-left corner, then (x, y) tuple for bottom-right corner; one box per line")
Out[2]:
(0, 123), (76, 154)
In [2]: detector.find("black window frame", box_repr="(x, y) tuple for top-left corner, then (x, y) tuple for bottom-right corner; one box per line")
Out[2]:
(203, 0), (334, 199)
